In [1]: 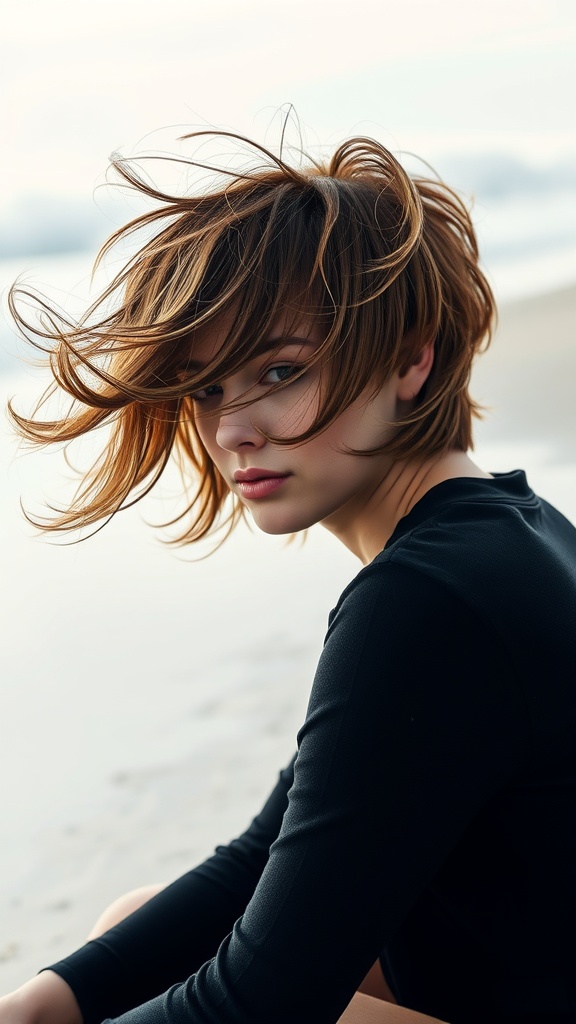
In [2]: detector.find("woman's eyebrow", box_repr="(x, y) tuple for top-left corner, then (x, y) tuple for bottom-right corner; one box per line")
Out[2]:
(258, 335), (317, 353)
(186, 336), (317, 371)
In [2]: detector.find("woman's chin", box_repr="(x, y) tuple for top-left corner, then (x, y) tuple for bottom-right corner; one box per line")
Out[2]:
(247, 508), (316, 537)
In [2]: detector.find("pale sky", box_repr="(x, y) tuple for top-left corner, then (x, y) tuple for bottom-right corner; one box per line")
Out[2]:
(2, 0), (575, 218)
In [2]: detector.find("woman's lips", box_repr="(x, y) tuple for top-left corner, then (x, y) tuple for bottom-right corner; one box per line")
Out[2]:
(233, 469), (290, 499)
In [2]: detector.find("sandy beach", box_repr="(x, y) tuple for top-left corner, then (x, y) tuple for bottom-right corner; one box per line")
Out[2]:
(1, 282), (575, 992)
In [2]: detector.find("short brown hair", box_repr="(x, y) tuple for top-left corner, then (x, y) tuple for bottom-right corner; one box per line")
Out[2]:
(9, 132), (495, 543)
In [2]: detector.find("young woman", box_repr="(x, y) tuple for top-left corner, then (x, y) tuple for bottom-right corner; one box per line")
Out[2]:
(2, 133), (575, 1024)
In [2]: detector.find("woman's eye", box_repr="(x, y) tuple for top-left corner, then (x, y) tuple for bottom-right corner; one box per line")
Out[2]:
(190, 383), (223, 402)
(263, 364), (302, 385)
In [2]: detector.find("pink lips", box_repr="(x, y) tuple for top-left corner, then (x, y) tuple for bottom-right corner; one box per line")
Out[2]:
(233, 468), (290, 499)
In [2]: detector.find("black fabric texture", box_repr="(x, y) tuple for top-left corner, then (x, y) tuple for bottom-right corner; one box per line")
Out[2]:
(46, 471), (576, 1024)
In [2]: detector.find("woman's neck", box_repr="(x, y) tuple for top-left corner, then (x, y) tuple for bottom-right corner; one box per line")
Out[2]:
(322, 451), (492, 565)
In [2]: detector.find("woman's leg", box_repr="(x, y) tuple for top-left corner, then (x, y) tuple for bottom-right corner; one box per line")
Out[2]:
(87, 883), (166, 939)
(358, 959), (397, 1002)
(338, 991), (447, 1024)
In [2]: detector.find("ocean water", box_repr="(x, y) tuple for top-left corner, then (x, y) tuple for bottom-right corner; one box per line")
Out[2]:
(473, 187), (576, 300)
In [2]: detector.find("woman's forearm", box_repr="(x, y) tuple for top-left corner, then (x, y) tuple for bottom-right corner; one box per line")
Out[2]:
(0, 971), (83, 1024)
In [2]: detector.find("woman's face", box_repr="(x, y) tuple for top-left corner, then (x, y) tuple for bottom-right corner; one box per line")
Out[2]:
(190, 318), (401, 538)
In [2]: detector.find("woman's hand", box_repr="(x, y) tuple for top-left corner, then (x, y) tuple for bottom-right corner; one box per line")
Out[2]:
(0, 972), (83, 1024)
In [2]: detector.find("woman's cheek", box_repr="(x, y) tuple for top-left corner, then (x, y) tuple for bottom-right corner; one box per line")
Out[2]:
(268, 386), (320, 439)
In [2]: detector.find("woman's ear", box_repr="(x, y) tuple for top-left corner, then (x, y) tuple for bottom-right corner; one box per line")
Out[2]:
(396, 341), (434, 401)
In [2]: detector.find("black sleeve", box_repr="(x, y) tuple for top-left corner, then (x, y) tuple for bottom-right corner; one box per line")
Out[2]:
(90, 562), (529, 1024)
(46, 759), (296, 1024)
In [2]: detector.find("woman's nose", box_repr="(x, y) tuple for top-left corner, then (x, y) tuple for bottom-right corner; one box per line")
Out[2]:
(215, 408), (266, 452)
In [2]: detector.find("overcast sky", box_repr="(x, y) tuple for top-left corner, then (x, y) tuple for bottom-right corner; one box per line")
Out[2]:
(2, 0), (575, 218)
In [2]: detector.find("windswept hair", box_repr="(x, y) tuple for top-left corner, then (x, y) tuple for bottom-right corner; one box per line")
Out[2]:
(9, 131), (495, 544)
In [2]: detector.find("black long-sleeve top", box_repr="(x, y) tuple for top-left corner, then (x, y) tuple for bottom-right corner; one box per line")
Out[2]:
(48, 472), (576, 1024)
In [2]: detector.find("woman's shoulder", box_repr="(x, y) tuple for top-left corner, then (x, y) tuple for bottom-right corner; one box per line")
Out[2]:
(328, 468), (576, 689)
(372, 467), (576, 592)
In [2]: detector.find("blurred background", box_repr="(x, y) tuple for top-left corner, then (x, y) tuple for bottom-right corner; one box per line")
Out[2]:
(1, 0), (575, 988)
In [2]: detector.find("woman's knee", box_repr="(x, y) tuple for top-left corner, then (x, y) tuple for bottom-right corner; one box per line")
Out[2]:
(87, 882), (166, 939)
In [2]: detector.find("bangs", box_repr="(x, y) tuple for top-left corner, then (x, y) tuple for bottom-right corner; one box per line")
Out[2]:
(101, 183), (331, 398)
(104, 167), (420, 447)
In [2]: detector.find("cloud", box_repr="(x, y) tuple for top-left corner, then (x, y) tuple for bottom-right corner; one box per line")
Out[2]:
(0, 195), (121, 259)
(437, 152), (576, 199)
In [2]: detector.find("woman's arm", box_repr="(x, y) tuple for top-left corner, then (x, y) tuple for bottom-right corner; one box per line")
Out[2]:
(94, 564), (526, 1023)
(0, 972), (82, 1024)
(9, 564), (530, 1024)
